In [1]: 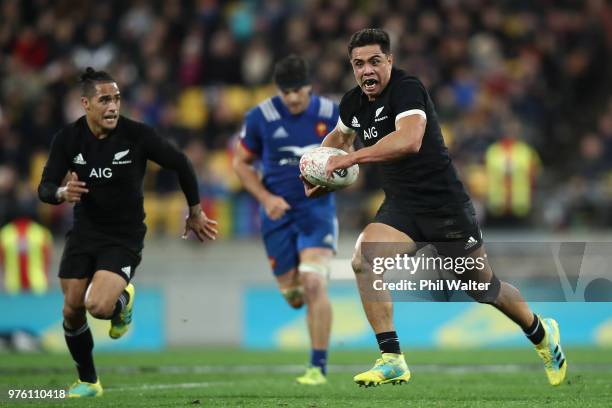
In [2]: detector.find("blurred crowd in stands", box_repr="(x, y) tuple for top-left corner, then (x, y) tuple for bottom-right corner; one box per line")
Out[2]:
(1, 0), (611, 238)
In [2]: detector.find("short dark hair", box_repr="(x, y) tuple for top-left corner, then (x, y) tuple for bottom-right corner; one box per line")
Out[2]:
(80, 67), (115, 97)
(348, 28), (391, 57)
(273, 55), (310, 90)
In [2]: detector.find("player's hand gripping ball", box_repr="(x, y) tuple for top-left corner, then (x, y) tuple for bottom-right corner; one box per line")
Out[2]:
(299, 147), (359, 190)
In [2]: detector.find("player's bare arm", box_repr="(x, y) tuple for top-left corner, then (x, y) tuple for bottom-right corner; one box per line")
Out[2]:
(321, 125), (356, 153)
(233, 141), (291, 220)
(325, 114), (425, 177)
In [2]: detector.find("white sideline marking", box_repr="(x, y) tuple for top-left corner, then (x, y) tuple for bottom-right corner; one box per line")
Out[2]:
(3, 362), (607, 378)
(155, 363), (529, 374)
(106, 382), (223, 392)
(103, 363), (607, 375)
(99, 374), (612, 393)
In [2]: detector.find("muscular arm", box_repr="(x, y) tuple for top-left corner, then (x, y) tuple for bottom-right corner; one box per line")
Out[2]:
(321, 126), (357, 153)
(349, 114), (425, 165)
(324, 114), (426, 176)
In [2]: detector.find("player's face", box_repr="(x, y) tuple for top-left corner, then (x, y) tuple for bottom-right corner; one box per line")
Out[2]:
(82, 82), (121, 131)
(350, 44), (393, 101)
(278, 85), (312, 115)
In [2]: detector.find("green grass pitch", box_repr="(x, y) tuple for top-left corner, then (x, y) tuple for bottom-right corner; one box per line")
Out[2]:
(1, 347), (611, 407)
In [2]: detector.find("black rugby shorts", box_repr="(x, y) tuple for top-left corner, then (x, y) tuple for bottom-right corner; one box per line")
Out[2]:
(374, 199), (483, 258)
(58, 227), (144, 283)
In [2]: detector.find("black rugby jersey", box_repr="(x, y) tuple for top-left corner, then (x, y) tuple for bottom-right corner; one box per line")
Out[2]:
(338, 67), (470, 211)
(38, 116), (200, 232)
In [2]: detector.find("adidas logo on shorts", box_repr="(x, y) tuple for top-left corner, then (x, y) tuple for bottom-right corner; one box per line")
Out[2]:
(121, 266), (131, 278)
(464, 236), (478, 250)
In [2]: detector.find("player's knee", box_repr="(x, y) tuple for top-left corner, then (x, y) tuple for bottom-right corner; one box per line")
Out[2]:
(281, 286), (304, 309)
(299, 262), (329, 300)
(63, 303), (85, 322)
(351, 252), (364, 274)
(85, 298), (114, 319)
(467, 274), (501, 304)
(280, 283), (304, 309)
(301, 273), (326, 302)
(352, 248), (379, 274)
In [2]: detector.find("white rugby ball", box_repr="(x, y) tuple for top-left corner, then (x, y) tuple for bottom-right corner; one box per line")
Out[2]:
(299, 147), (359, 190)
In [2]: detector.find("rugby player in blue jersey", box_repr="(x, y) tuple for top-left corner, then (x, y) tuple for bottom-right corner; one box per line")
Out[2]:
(233, 55), (339, 385)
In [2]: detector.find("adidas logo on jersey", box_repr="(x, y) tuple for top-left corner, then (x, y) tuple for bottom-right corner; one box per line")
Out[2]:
(73, 153), (86, 165)
(351, 116), (360, 128)
(464, 236), (479, 250)
(273, 126), (289, 139)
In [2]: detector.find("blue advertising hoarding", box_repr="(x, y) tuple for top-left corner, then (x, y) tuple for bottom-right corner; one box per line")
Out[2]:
(0, 289), (164, 351)
(244, 284), (612, 349)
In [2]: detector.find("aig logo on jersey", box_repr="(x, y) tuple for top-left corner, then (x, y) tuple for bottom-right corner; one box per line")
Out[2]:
(90, 168), (113, 179)
(363, 126), (378, 140)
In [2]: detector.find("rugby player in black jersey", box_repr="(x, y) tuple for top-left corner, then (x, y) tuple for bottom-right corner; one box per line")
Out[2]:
(38, 68), (218, 397)
(304, 29), (566, 387)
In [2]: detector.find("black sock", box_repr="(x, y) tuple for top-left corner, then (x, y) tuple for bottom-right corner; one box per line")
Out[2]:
(524, 314), (545, 345)
(64, 322), (97, 383)
(376, 331), (401, 354)
(110, 290), (130, 320)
